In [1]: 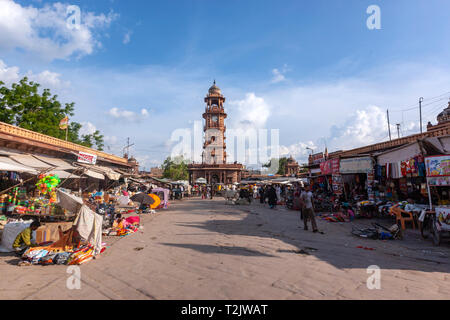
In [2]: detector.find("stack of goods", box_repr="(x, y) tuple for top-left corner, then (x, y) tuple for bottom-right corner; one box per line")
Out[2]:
(92, 191), (104, 204)
(105, 216), (140, 237)
(20, 243), (107, 266)
(321, 208), (354, 222)
(5, 175), (67, 218)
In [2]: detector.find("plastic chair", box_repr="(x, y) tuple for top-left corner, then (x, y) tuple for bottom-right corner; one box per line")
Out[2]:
(390, 206), (416, 230)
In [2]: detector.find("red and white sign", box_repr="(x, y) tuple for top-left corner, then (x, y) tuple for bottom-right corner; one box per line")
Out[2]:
(77, 151), (97, 165)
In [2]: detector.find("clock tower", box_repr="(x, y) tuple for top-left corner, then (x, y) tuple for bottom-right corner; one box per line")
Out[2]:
(202, 80), (227, 165)
(188, 81), (243, 185)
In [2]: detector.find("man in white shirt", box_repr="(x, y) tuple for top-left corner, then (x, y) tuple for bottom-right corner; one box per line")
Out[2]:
(300, 185), (319, 232)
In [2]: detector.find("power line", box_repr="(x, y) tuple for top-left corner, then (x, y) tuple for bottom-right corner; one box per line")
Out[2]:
(389, 91), (450, 112)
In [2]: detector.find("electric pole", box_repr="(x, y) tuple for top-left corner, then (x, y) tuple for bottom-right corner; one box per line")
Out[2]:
(419, 97), (424, 133)
(396, 124), (401, 139)
(387, 109), (392, 141)
(123, 137), (135, 159)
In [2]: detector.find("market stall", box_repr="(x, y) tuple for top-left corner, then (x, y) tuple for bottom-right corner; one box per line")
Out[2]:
(424, 155), (450, 245)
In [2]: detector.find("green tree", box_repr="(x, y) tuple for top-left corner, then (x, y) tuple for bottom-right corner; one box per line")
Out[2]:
(263, 157), (288, 175)
(162, 156), (189, 180)
(0, 77), (104, 151)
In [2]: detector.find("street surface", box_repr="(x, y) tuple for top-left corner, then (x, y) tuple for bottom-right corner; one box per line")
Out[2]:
(0, 198), (449, 299)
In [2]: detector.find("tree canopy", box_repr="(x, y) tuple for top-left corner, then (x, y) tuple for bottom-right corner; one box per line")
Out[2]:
(0, 77), (104, 150)
(162, 156), (189, 181)
(263, 157), (288, 175)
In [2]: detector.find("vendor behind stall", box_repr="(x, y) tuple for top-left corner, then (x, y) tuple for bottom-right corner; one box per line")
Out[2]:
(13, 220), (41, 255)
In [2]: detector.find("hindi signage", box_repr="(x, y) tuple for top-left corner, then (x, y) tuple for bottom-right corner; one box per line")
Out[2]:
(77, 151), (97, 165)
(320, 158), (340, 175)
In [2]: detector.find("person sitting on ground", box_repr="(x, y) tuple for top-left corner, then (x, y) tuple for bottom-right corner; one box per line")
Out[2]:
(13, 220), (41, 256)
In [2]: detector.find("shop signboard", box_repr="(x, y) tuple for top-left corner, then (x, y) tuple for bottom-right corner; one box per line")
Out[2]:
(77, 151), (97, 165)
(332, 174), (343, 195)
(320, 158), (340, 175)
(339, 157), (373, 174)
(425, 155), (450, 177)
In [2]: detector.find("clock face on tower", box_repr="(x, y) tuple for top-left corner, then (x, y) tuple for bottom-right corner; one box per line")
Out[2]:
(212, 115), (218, 123)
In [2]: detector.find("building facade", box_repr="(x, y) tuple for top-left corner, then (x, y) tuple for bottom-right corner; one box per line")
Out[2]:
(188, 82), (243, 184)
(285, 156), (300, 176)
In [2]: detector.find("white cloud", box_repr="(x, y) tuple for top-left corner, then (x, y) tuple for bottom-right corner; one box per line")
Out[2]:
(325, 105), (391, 151)
(79, 121), (97, 136)
(262, 62), (450, 155)
(0, 60), (20, 84)
(123, 31), (132, 44)
(271, 64), (290, 83)
(279, 141), (317, 163)
(0, 0), (118, 61)
(228, 93), (271, 130)
(271, 68), (285, 83)
(107, 107), (150, 122)
(0, 59), (70, 90)
(26, 69), (70, 89)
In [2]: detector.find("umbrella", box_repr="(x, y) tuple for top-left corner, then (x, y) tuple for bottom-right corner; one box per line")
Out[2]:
(130, 192), (155, 205)
(149, 194), (161, 209)
(195, 177), (207, 184)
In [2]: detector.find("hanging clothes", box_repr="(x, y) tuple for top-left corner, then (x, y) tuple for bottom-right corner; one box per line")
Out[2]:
(73, 205), (103, 255)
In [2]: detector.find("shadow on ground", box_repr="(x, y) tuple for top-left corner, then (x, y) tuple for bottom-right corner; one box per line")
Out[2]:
(160, 243), (276, 257)
(170, 198), (450, 273)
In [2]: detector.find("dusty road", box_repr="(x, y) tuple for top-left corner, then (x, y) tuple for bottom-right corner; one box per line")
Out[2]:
(0, 198), (449, 300)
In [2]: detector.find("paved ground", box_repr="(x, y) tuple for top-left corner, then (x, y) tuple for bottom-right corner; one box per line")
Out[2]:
(0, 198), (449, 300)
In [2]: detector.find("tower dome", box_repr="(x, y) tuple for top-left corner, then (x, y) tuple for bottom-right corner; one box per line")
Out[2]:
(437, 101), (450, 124)
(208, 80), (221, 95)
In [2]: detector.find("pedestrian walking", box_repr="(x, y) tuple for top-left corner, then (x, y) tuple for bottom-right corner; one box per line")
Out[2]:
(300, 185), (319, 232)
(259, 186), (265, 204)
(267, 185), (277, 209)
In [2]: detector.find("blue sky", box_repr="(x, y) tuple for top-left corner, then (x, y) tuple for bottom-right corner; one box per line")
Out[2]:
(1, 0), (450, 169)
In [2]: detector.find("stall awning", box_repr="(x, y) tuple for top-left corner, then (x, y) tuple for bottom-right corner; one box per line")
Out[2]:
(0, 156), (37, 173)
(94, 165), (121, 180)
(376, 142), (422, 165)
(33, 155), (76, 170)
(9, 153), (53, 170)
(48, 170), (81, 179)
(83, 169), (105, 180)
(76, 164), (121, 180)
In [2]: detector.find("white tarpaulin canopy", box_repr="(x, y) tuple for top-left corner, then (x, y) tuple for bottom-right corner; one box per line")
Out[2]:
(0, 156), (37, 173)
(48, 170), (81, 179)
(377, 142), (422, 165)
(73, 205), (103, 255)
(33, 155), (76, 170)
(77, 164), (120, 180)
(9, 153), (54, 169)
(83, 169), (105, 180)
